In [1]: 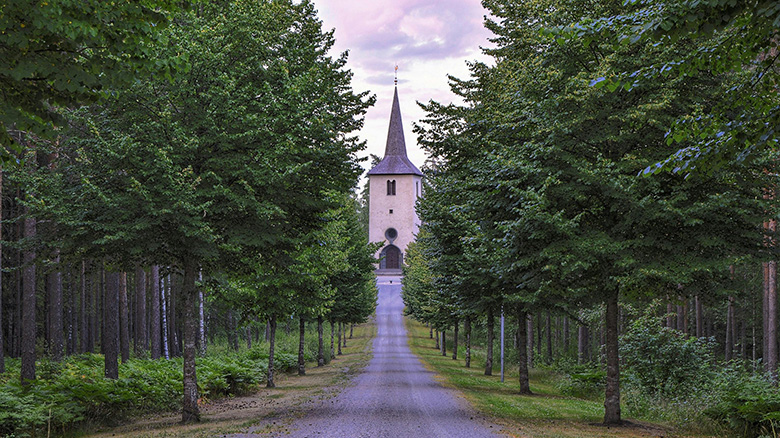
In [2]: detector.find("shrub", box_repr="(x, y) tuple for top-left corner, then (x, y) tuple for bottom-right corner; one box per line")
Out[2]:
(704, 364), (780, 437)
(619, 301), (715, 397)
(553, 359), (605, 400)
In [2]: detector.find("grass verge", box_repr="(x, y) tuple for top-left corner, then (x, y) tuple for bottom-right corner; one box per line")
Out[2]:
(404, 318), (718, 438)
(80, 320), (376, 438)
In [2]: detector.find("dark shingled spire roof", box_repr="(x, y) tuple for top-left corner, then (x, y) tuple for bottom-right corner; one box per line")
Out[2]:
(368, 87), (423, 176)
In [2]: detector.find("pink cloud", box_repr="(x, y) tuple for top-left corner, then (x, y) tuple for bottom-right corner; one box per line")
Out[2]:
(314, 0), (490, 69)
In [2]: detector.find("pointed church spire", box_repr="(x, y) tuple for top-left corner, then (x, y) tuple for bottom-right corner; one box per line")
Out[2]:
(368, 85), (423, 176)
(384, 87), (407, 158)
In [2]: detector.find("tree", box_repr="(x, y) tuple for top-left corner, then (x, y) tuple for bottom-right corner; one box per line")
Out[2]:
(24, 0), (372, 422)
(411, 0), (770, 425)
(0, 0), (179, 160)
(551, 0), (780, 175)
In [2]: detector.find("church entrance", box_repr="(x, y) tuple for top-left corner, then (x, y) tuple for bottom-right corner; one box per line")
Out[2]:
(381, 245), (402, 270)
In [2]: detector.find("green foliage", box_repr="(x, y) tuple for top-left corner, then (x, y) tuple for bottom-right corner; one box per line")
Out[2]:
(620, 302), (716, 397)
(554, 360), (606, 400)
(0, 346), (308, 435)
(704, 364), (780, 437)
(0, 0), (181, 160)
(550, 0), (780, 175)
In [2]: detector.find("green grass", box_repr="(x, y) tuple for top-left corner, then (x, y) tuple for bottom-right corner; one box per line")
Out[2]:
(405, 318), (716, 438)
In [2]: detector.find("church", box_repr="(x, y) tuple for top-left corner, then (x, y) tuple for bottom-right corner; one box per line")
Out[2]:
(367, 86), (423, 275)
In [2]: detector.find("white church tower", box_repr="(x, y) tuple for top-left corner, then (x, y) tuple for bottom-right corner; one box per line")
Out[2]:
(368, 86), (423, 275)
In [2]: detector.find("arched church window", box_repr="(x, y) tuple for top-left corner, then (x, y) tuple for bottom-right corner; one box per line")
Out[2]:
(387, 179), (396, 196)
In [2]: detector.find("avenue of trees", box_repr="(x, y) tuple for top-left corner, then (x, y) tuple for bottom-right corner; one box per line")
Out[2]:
(0, 0), (377, 431)
(402, 0), (780, 431)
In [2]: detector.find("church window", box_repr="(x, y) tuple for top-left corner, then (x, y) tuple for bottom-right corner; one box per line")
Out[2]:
(416, 181), (420, 197)
(389, 209), (393, 214)
(387, 179), (396, 196)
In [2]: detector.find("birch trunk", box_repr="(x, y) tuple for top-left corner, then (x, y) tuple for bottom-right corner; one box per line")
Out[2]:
(181, 260), (200, 423)
(150, 266), (161, 359)
(603, 290), (621, 425)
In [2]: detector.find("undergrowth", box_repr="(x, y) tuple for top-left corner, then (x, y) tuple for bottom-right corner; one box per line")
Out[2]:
(0, 324), (333, 438)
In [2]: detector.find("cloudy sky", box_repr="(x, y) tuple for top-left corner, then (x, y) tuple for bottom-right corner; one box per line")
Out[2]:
(309, 0), (494, 180)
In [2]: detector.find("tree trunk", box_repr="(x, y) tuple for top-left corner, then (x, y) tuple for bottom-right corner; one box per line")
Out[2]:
(429, 325), (433, 339)
(545, 312), (552, 364)
(298, 317), (306, 376)
(135, 266), (147, 356)
(767, 259), (778, 378)
(452, 320), (459, 360)
(317, 315), (324, 367)
(726, 296), (734, 362)
(119, 272), (130, 363)
(21, 214), (36, 384)
(517, 310), (531, 394)
(167, 274), (178, 357)
(677, 302), (685, 335)
(80, 261), (88, 353)
(267, 315), (277, 388)
(485, 308), (494, 376)
(47, 258), (63, 362)
(350, 324), (353, 339)
(695, 295), (704, 338)
(578, 324), (589, 364)
(246, 326), (252, 349)
(198, 275), (206, 357)
(765, 261), (770, 359)
(0, 167), (3, 373)
(434, 330), (439, 349)
(465, 315), (471, 368)
(441, 330), (446, 356)
(666, 299), (675, 329)
(330, 319), (335, 359)
(100, 264), (105, 354)
(342, 322), (347, 348)
(66, 270), (75, 355)
(563, 316), (570, 355)
(104, 270), (119, 379)
(527, 315), (534, 368)
(13, 220), (21, 359)
(181, 260), (200, 423)
(337, 322), (343, 355)
(150, 266), (161, 359)
(161, 272), (170, 359)
(603, 290), (621, 425)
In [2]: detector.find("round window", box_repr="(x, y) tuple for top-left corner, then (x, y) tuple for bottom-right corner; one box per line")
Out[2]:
(385, 228), (398, 241)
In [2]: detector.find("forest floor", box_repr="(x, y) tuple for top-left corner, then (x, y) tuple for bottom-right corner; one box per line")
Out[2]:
(79, 321), (376, 438)
(405, 318), (720, 438)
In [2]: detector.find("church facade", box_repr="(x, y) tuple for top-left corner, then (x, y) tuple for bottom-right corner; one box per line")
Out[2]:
(367, 87), (423, 275)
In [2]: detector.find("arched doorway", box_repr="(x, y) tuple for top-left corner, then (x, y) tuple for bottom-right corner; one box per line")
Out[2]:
(380, 245), (402, 270)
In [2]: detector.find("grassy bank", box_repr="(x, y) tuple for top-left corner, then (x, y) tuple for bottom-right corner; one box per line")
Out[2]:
(404, 318), (716, 438)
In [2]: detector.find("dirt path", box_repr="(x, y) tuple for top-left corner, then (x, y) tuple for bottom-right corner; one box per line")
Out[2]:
(233, 276), (502, 438)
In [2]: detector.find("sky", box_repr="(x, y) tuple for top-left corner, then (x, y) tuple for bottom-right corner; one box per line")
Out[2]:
(309, 0), (494, 181)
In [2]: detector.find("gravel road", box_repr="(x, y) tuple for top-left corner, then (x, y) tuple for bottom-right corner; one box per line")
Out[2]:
(258, 275), (501, 438)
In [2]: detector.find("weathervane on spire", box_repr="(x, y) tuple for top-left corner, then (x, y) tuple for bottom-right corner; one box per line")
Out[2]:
(394, 64), (398, 86)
